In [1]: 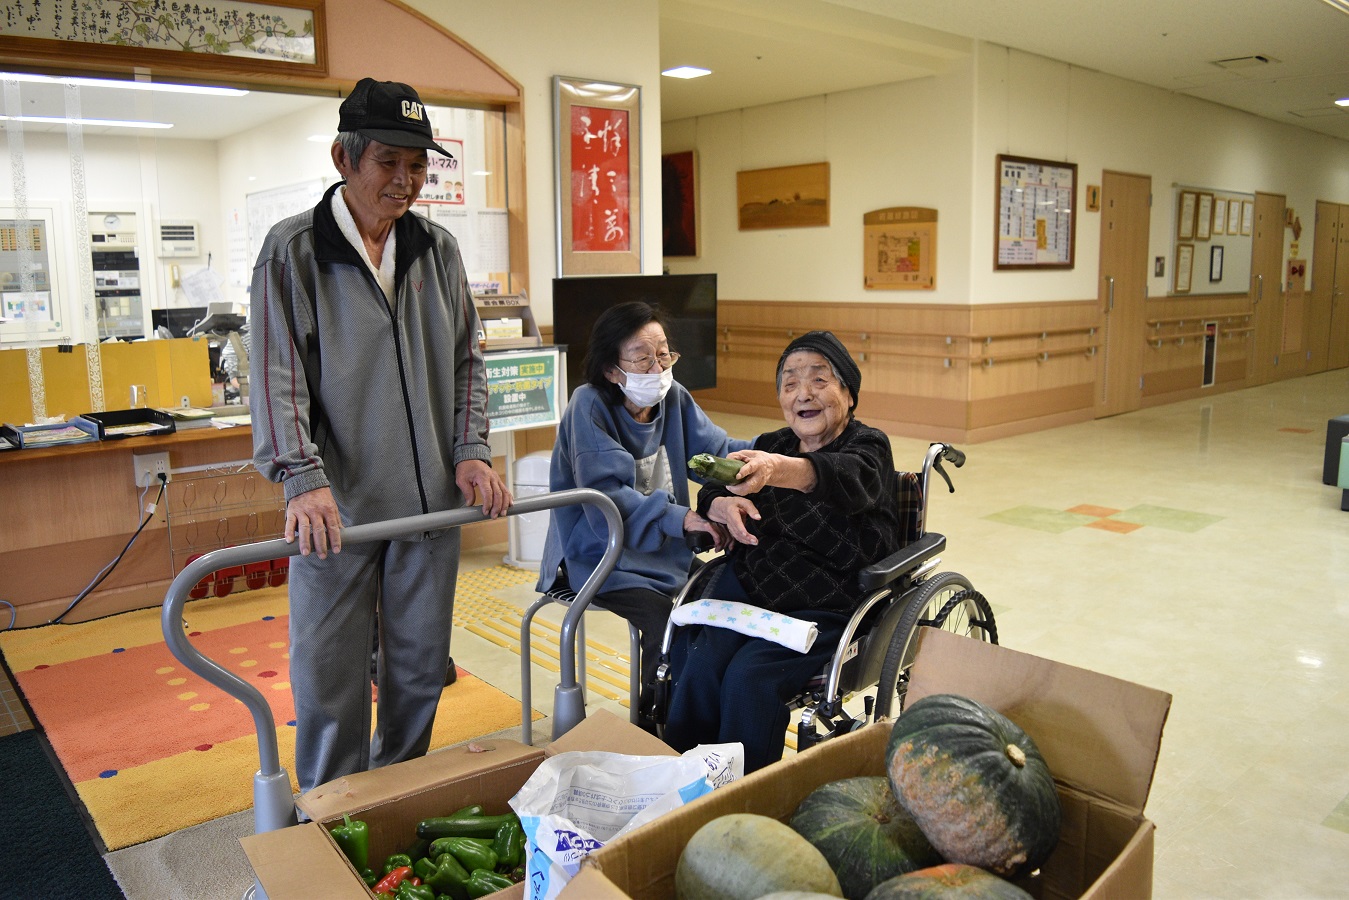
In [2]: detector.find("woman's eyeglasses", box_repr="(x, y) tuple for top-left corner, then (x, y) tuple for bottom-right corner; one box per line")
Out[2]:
(619, 351), (681, 372)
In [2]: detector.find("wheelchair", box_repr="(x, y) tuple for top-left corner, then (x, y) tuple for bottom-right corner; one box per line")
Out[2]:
(649, 442), (998, 752)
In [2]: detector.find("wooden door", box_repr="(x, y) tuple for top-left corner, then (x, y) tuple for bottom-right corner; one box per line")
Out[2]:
(1249, 192), (1286, 384)
(1307, 201), (1341, 372)
(1096, 171), (1151, 418)
(1329, 204), (1349, 370)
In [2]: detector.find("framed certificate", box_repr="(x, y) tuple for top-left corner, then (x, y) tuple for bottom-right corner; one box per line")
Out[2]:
(1175, 243), (1195, 293)
(1195, 193), (1213, 241)
(1212, 198), (1227, 235)
(1176, 191), (1197, 240)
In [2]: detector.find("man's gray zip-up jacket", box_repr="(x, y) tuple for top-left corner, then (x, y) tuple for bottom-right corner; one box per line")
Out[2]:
(250, 181), (492, 529)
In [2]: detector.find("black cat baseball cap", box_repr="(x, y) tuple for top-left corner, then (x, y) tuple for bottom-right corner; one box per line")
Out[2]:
(337, 78), (451, 157)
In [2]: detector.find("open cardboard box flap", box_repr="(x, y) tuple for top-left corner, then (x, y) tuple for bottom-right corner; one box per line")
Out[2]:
(907, 628), (1171, 814)
(575, 628), (1172, 900)
(242, 709), (674, 900)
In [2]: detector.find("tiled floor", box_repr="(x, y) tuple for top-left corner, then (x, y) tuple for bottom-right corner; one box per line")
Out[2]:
(0, 663), (34, 736)
(6, 367), (1348, 897)
(452, 367), (1349, 898)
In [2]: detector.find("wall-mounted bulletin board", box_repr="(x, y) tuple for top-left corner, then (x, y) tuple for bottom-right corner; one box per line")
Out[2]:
(863, 207), (936, 290)
(1171, 184), (1253, 295)
(994, 154), (1076, 270)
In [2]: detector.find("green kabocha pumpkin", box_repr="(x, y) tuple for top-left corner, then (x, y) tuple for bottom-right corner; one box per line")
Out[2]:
(790, 776), (942, 900)
(885, 694), (1060, 878)
(676, 813), (844, 900)
(863, 863), (1034, 900)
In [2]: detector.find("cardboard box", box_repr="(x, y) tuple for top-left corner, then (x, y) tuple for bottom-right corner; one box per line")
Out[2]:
(241, 709), (674, 899)
(571, 628), (1171, 900)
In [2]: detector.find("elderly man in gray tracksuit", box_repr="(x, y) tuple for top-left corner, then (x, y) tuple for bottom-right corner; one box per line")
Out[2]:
(251, 78), (510, 793)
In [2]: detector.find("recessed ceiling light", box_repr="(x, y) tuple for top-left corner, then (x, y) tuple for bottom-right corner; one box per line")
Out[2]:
(0, 114), (171, 129)
(662, 66), (712, 80)
(1319, 0), (1349, 15)
(1337, 97), (1349, 107)
(1, 71), (248, 96)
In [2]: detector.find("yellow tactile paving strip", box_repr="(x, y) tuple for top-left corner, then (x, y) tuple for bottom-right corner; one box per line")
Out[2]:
(452, 566), (634, 708)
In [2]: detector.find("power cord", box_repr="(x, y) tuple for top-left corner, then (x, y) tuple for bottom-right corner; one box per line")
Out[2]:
(0, 599), (14, 631)
(49, 473), (168, 625)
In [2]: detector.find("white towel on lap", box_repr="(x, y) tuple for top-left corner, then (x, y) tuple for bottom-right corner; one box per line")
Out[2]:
(669, 598), (819, 653)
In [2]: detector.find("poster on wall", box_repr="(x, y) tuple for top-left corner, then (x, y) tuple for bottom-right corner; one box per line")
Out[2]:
(994, 154), (1076, 270)
(863, 207), (937, 290)
(417, 138), (467, 205)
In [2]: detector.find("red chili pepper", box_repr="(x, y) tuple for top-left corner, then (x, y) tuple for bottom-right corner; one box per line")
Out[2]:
(372, 865), (413, 894)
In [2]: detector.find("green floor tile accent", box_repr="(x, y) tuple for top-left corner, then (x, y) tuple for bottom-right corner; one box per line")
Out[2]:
(1322, 793), (1349, 834)
(983, 506), (1100, 533)
(1111, 504), (1224, 532)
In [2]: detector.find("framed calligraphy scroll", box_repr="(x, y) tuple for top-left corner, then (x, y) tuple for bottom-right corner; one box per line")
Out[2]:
(0, 0), (325, 77)
(554, 75), (642, 277)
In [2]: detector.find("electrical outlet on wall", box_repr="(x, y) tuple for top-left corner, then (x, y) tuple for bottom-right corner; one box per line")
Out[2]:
(133, 451), (172, 487)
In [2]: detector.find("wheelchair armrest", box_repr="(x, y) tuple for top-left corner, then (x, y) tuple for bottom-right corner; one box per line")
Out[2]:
(856, 533), (946, 592)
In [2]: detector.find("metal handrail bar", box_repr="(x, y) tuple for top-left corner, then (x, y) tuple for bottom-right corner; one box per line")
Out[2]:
(160, 487), (623, 839)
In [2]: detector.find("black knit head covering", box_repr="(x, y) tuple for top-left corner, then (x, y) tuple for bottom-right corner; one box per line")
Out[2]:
(777, 330), (861, 411)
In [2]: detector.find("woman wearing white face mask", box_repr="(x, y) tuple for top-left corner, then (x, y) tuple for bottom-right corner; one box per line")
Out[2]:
(537, 302), (752, 726)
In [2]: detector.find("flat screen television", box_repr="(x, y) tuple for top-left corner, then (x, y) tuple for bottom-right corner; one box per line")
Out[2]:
(552, 274), (717, 394)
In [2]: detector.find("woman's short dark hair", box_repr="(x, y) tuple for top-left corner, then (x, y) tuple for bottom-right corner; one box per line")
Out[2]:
(583, 301), (670, 404)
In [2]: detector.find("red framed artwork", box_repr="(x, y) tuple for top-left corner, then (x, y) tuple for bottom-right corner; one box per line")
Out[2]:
(554, 76), (642, 276)
(661, 150), (699, 257)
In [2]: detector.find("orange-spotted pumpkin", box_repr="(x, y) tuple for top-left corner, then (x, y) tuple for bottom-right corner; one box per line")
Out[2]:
(885, 694), (1060, 878)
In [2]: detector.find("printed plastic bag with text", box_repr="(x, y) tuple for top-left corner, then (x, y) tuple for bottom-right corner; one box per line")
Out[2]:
(508, 743), (742, 900)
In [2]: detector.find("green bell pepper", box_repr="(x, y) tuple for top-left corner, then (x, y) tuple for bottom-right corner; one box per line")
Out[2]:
(428, 836), (497, 873)
(395, 883), (436, 900)
(330, 813), (370, 872)
(360, 868), (379, 887)
(465, 868), (516, 898)
(404, 836), (431, 865)
(412, 852), (470, 900)
(491, 819), (525, 870)
(381, 853), (414, 877)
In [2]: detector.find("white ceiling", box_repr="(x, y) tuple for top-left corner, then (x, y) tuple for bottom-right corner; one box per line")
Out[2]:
(659, 0), (1349, 142)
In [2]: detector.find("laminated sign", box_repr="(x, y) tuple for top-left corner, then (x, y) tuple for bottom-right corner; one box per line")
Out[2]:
(509, 744), (742, 900)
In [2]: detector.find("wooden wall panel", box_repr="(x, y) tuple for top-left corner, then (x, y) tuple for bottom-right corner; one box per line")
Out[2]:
(702, 299), (1106, 441)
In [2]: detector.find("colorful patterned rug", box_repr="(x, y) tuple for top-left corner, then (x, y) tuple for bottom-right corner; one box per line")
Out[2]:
(0, 580), (536, 851)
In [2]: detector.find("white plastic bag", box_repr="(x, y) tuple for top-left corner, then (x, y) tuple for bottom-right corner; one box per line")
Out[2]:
(509, 743), (742, 900)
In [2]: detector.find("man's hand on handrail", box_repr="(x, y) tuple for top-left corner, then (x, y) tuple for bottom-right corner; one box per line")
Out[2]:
(285, 486), (343, 559)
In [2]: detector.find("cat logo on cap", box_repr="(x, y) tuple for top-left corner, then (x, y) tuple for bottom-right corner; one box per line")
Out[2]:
(401, 100), (426, 122)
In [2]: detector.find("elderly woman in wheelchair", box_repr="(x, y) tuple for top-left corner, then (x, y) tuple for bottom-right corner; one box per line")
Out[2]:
(659, 330), (907, 773)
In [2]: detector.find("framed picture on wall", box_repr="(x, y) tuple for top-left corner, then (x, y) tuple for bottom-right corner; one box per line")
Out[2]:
(994, 154), (1077, 269)
(1175, 243), (1195, 293)
(1227, 198), (1242, 235)
(1241, 200), (1255, 236)
(0, 0), (327, 76)
(1212, 198), (1227, 235)
(661, 150), (699, 257)
(1176, 191), (1197, 241)
(736, 162), (831, 230)
(1196, 193), (1213, 240)
(553, 75), (642, 277)
(1209, 245), (1224, 282)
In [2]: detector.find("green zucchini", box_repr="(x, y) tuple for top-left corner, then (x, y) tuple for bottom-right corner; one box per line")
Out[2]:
(688, 453), (745, 485)
(416, 812), (518, 840)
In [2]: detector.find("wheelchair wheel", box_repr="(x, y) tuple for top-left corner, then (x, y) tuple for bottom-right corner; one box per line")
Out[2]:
(872, 572), (996, 720)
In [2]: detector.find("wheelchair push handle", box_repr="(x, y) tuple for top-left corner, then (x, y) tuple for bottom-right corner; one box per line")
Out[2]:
(926, 442), (965, 495)
(685, 530), (716, 553)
